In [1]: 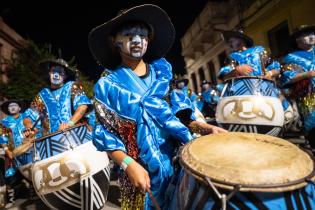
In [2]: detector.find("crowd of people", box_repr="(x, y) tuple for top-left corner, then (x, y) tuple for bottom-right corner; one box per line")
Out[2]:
(0, 3), (315, 210)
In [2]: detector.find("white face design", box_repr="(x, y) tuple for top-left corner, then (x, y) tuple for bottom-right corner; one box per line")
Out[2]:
(114, 25), (149, 59)
(49, 66), (66, 86)
(202, 83), (210, 90)
(297, 33), (315, 46)
(177, 81), (185, 89)
(8, 102), (21, 115)
(228, 37), (244, 51)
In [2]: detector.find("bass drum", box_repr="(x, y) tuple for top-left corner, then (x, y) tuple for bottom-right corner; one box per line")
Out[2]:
(216, 76), (284, 136)
(171, 132), (315, 209)
(32, 124), (110, 210)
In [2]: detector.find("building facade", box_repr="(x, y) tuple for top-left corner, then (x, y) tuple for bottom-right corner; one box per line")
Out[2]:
(181, 0), (315, 93)
(0, 16), (25, 119)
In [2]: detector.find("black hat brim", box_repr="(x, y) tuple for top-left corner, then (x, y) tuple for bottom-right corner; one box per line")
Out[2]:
(88, 4), (175, 69)
(176, 79), (189, 86)
(1, 100), (26, 116)
(39, 59), (75, 81)
(222, 31), (254, 48)
(290, 25), (315, 50)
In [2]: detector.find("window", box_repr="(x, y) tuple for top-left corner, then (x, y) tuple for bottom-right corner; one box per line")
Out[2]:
(218, 51), (227, 68)
(268, 21), (290, 58)
(207, 61), (217, 84)
(198, 67), (205, 83)
(191, 73), (198, 93)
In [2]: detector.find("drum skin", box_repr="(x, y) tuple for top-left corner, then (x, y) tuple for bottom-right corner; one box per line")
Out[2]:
(179, 132), (314, 192)
(32, 125), (110, 210)
(216, 77), (284, 136)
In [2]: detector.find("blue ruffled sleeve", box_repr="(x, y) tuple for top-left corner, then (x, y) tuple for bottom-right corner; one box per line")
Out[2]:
(71, 83), (93, 112)
(170, 89), (196, 121)
(93, 123), (127, 153)
(218, 65), (232, 80)
(266, 60), (280, 72)
(280, 53), (301, 86)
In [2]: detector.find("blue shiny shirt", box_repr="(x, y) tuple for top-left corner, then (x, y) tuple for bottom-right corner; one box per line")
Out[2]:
(280, 47), (315, 131)
(218, 46), (280, 79)
(93, 58), (194, 209)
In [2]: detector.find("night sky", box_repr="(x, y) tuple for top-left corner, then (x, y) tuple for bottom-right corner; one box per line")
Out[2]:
(1, 0), (208, 81)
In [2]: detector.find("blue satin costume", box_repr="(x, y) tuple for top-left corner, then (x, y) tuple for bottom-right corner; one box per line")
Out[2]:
(218, 46), (289, 111)
(93, 58), (194, 209)
(26, 81), (92, 135)
(280, 47), (315, 132)
(218, 46), (280, 79)
(1, 113), (34, 169)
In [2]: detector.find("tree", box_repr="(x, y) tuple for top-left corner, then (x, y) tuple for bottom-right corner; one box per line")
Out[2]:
(0, 39), (94, 102)
(0, 40), (53, 101)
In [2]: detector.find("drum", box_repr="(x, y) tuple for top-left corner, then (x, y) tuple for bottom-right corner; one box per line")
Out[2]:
(216, 76), (284, 136)
(31, 124), (110, 210)
(172, 132), (315, 210)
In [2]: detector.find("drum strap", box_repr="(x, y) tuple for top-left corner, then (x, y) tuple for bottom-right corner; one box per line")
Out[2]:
(241, 193), (268, 210)
(284, 191), (294, 210)
(301, 188), (312, 210)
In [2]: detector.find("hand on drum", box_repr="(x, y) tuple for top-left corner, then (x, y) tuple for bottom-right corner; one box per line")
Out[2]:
(235, 64), (253, 76)
(59, 123), (72, 131)
(188, 121), (228, 135)
(23, 128), (38, 138)
(125, 161), (151, 193)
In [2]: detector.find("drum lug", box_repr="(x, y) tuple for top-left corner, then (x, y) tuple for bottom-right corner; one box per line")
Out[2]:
(205, 177), (241, 210)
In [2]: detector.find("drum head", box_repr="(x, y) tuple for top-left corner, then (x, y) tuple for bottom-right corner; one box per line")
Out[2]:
(179, 132), (315, 192)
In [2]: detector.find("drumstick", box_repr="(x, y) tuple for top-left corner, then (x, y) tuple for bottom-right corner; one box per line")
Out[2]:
(147, 189), (161, 210)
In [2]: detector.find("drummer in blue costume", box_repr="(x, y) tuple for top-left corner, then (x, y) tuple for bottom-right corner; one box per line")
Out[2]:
(88, 4), (226, 209)
(0, 100), (35, 208)
(175, 78), (199, 110)
(218, 29), (280, 81)
(280, 25), (315, 147)
(200, 80), (219, 119)
(24, 58), (93, 135)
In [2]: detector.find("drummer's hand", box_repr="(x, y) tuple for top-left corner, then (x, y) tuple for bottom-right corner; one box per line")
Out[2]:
(189, 121), (228, 135)
(6, 150), (13, 160)
(236, 65), (253, 75)
(210, 125), (228, 134)
(59, 123), (72, 131)
(23, 128), (38, 138)
(125, 161), (151, 193)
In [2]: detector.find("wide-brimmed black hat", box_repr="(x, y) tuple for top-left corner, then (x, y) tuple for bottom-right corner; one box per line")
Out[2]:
(39, 58), (76, 81)
(88, 4), (175, 69)
(176, 78), (189, 86)
(221, 30), (254, 48)
(290, 25), (315, 50)
(201, 80), (211, 86)
(1, 100), (26, 116)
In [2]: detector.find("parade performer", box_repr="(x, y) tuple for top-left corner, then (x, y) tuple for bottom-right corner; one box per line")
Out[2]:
(200, 80), (218, 119)
(218, 29), (280, 80)
(89, 4), (226, 209)
(280, 25), (315, 146)
(24, 58), (92, 135)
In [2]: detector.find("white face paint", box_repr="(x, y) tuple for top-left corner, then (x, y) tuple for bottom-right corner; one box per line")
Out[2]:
(297, 33), (315, 46)
(114, 25), (149, 59)
(8, 102), (21, 115)
(49, 66), (66, 86)
(228, 37), (244, 51)
(177, 81), (186, 89)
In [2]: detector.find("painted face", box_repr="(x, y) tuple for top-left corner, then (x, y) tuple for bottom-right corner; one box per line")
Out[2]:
(49, 66), (66, 86)
(177, 81), (186, 89)
(297, 33), (315, 46)
(8, 102), (21, 115)
(114, 25), (149, 59)
(228, 37), (244, 51)
(202, 83), (210, 90)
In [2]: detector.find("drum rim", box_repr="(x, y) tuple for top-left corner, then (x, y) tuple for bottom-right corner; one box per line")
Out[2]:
(178, 140), (315, 192)
(223, 76), (274, 83)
